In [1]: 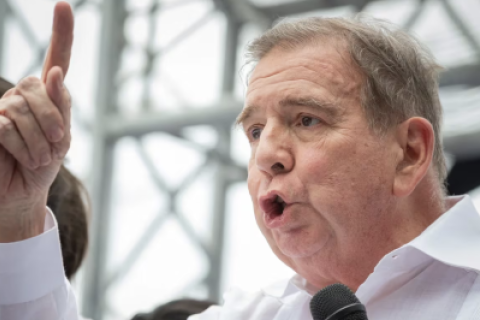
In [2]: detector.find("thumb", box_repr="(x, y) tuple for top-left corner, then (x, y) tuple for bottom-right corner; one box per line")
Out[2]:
(45, 66), (65, 109)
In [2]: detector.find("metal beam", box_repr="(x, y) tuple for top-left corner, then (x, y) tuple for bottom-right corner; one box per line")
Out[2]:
(157, 10), (215, 56)
(403, 0), (426, 31)
(444, 130), (480, 160)
(439, 0), (480, 61)
(205, 14), (243, 302)
(222, 18), (241, 94)
(439, 64), (480, 88)
(207, 126), (231, 302)
(81, 0), (126, 319)
(258, 0), (371, 20)
(104, 99), (243, 139)
(211, 0), (271, 28)
(227, 0), (271, 28)
(440, 64), (480, 160)
(5, 0), (40, 48)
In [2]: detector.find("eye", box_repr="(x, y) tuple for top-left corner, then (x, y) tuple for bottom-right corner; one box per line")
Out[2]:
(301, 116), (321, 127)
(249, 127), (262, 140)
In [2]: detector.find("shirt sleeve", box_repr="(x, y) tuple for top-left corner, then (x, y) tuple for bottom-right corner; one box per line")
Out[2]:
(0, 208), (80, 320)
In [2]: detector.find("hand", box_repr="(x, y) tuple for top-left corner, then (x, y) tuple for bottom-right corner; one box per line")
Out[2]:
(0, 2), (74, 242)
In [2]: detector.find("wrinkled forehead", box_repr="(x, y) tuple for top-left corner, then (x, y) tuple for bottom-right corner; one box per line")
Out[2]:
(246, 42), (362, 102)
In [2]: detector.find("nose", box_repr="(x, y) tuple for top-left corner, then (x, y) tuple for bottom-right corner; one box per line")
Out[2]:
(255, 122), (294, 177)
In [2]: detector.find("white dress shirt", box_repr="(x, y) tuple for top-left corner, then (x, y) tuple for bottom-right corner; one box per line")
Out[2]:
(0, 209), (80, 320)
(1, 196), (480, 320)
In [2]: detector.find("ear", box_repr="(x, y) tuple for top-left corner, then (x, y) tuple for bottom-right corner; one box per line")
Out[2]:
(393, 117), (435, 197)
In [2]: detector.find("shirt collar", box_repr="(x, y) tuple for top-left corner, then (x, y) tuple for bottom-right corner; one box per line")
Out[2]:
(407, 195), (480, 272)
(261, 274), (303, 298)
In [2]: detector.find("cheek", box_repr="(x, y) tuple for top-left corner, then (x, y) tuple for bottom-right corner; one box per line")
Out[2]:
(246, 166), (275, 238)
(298, 138), (394, 225)
(247, 166), (263, 220)
(295, 139), (376, 209)
(247, 161), (258, 198)
(298, 133), (383, 186)
(296, 145), (344, 187)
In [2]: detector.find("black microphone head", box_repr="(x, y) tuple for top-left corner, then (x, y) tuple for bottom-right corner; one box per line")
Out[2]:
(310, 283), (368, 320)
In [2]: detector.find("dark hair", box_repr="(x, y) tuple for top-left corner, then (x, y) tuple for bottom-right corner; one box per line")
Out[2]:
(131, 299), (215, 320)
(1, 77), (90, 279)
(0, 77), (13, 97)
(47, 165), (90, 279)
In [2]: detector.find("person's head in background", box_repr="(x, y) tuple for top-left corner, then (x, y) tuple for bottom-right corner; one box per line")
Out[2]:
(48, 164), (89, 279)
(1, 77), (89, 280)
(0, 77), (13, 96)
(131, 299), (215, 320)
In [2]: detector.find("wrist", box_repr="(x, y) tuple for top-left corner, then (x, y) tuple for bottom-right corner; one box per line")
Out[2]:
(0, 195), (48, 243)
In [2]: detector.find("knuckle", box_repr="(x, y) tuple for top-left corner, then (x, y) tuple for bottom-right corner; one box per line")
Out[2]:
(1, 94), (20, 105)
(17, 104), (30, 115)
(18, 76), (41, 90)
(55, 137), (71, 158)
(41, 109), (62, 122)
(38, 145), (51, 155)
(0, 117), (14, 134)
(57, 134), (72, 150)
(2, 88), (16, 98)
(60, 137), (71, 150)
(10, 97), (30, 115)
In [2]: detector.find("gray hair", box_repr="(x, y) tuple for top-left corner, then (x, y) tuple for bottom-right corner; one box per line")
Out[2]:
(246, 16), (446, 184)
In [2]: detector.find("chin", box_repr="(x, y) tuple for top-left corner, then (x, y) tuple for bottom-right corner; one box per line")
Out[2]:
(273, 229), (332, 259)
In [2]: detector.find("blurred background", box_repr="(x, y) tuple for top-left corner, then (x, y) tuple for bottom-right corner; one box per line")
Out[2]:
(1, 0), (480, 319)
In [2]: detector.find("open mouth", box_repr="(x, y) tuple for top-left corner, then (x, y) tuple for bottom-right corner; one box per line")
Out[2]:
(260, 193), (288, 218)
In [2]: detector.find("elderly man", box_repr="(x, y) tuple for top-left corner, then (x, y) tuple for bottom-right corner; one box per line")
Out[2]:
(1, 2), (480, 320)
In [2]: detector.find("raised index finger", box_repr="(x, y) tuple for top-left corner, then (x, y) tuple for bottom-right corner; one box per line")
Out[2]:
(41, 1), (74, 83)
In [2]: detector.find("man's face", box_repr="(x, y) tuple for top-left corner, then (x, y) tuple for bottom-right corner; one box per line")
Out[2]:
(241, 43), (400, 287)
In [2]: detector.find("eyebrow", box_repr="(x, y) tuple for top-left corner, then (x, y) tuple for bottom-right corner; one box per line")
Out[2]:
(236, 96), (340, 126)
(236, 104), (259, 126)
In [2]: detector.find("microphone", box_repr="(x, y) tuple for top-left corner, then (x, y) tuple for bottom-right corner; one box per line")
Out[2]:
(310, 283), (368, 320)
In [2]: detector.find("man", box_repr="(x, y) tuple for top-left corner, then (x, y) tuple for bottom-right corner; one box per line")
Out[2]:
(0, 3), (479, 320)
